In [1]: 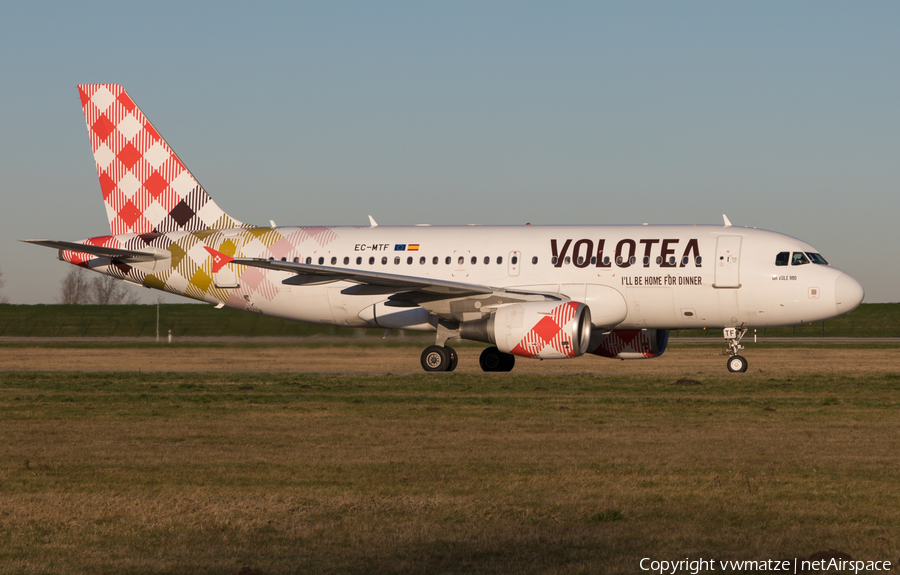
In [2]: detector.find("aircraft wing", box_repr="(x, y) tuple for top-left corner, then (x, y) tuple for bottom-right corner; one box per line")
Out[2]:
(231, 255), (565, 309)
(21, 239), (168, 261)
(233, 256), (496, 296)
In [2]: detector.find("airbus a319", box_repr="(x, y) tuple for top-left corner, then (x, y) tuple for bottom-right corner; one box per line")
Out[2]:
(24, 85), (865, 372)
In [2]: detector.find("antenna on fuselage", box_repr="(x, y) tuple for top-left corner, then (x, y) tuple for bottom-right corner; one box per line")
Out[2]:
(723, 214), (732, 228)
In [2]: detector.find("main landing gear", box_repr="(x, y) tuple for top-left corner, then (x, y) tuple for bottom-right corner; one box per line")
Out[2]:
(724, 327), (748, 373)
(421, 345), (458, 372)
(479, 347), (515, 372)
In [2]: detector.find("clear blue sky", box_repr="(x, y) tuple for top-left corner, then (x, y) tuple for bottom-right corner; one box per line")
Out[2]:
(1, 1), (898, 303)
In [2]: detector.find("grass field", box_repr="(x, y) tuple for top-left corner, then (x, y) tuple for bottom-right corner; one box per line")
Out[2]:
(2, 302), (899, 339)
(2, 345), (899, 574)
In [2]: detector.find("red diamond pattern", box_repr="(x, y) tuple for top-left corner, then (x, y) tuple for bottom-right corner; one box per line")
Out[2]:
(98, 172), (117, 200)
(78, 84), (245, 235)
(116, 143), (141, 170)
(91, 115), (115, 141)
(509, 302), (580, 359)
(143, 171), (169, 199)
(116, 91), (135, 112)
(118, 200), (143, 227)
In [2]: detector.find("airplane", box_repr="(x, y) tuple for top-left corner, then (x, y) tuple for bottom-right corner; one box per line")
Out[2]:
(24, 84), (864, 373)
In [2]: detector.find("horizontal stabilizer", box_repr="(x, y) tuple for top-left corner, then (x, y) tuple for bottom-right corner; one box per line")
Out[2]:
(21, 239), (168, 261)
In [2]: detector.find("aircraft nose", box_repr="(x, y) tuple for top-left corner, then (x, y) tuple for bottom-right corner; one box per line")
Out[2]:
(834, 273), (864, 315)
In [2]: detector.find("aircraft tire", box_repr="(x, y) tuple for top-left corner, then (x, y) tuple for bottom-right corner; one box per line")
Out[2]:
(421, 345), (452, 372)
(479, 347), (504, 371)
(446, 346), (458, 372)
(726, 355), (748, 373)
(480, 347), (516, 372)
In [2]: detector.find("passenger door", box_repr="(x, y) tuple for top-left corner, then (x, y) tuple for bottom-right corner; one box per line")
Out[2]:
(713, 236), (742, 288)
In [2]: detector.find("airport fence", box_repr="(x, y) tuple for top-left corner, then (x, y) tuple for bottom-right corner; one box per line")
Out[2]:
(0, 302), (897, 339)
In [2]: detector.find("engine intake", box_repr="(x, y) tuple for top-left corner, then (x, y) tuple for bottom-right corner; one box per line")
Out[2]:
(460, 301), (592, 359)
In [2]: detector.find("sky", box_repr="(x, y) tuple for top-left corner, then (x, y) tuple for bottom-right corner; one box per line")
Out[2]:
(1, 1), (898, 303)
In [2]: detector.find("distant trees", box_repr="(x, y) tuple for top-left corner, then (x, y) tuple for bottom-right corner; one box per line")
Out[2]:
(0, 267), (8, 303)
(58, 267), (140, 305)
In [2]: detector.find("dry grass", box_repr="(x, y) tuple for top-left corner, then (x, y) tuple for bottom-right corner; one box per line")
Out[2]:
(2, 340), (900, 374)
(1, 352), (899, 573)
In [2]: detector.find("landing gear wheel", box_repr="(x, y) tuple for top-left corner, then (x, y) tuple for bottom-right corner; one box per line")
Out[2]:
(479, 347), (515, 372)
(421, 345), (452, 372)
(446, 346), (458, 372)
(727, 355), (748, 373)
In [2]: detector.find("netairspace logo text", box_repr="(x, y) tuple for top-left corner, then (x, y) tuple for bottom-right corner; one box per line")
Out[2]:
(640, 557), (892, 574)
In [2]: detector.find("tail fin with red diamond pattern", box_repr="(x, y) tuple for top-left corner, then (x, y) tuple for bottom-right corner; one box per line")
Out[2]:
(78, 84), (246, 236)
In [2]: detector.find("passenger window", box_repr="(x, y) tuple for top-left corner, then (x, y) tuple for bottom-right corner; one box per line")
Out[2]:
(318, 257), (324, 265)
(458, 256), (465, 265)
(642, 256), (649, 265)
(616, 256), (623, 265)
(433, 256), (438, 265)
(293, 257), (299, 263)
(445, 256), (451, 265)
(551, 256), (558, 265)
(511, 256), (518, 265)
(306, 257), (312, 264)
(791, 252), (810, 266)
(532, 256), (538, 265)
(695, 256), (702, 266)
(394, 256), (400, 264)
(484, 256), (490, 265)
(564, 256), (571, 265)
(497, 256), (503, 264)
(471, 256), (477, 265)
(590, 256), (595, 265)
(682, 256), (689, 266)
(280, 257), (286, 262)
(382, 256), (388, 265)
(578, 256), (585, 266)
(343, 257), (349, 265)
(603, 256), (610, 265)
(668, 256), (675, 266)
(407, 256), (412, 264)
(656, 256), (662, 265)
(331, 257), (337, 265)
(775, 252), (789, 266)
(356, 256), (362, 265)
(629, 256), (636, 265)
(368, 256), (375, 265)
(420, 256), (426, 264)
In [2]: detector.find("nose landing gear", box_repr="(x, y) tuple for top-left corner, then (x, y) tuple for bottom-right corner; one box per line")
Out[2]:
(724, 327), (748, 373)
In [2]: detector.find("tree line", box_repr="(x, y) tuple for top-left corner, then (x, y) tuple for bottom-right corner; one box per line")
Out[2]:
(0, 266), (140, 305)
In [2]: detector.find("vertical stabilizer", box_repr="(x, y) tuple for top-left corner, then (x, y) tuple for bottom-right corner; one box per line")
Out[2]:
(78, 84), (246, 235)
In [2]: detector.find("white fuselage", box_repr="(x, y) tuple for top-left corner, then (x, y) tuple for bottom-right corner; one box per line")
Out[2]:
(189, 224), (858, 332)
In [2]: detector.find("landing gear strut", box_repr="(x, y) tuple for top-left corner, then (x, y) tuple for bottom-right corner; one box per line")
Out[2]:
(723, 327), (748, 373)
(421, 345), (458, 372)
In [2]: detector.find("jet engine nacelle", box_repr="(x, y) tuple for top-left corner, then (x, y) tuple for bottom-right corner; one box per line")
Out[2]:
(589, 328), (669, 359)
(460, 301), (592, 359)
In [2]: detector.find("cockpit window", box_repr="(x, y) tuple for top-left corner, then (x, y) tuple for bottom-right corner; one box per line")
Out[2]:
(806, 252), (828, 265)
(791, 252), (810, 266)
(775, 252), (789, 266)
